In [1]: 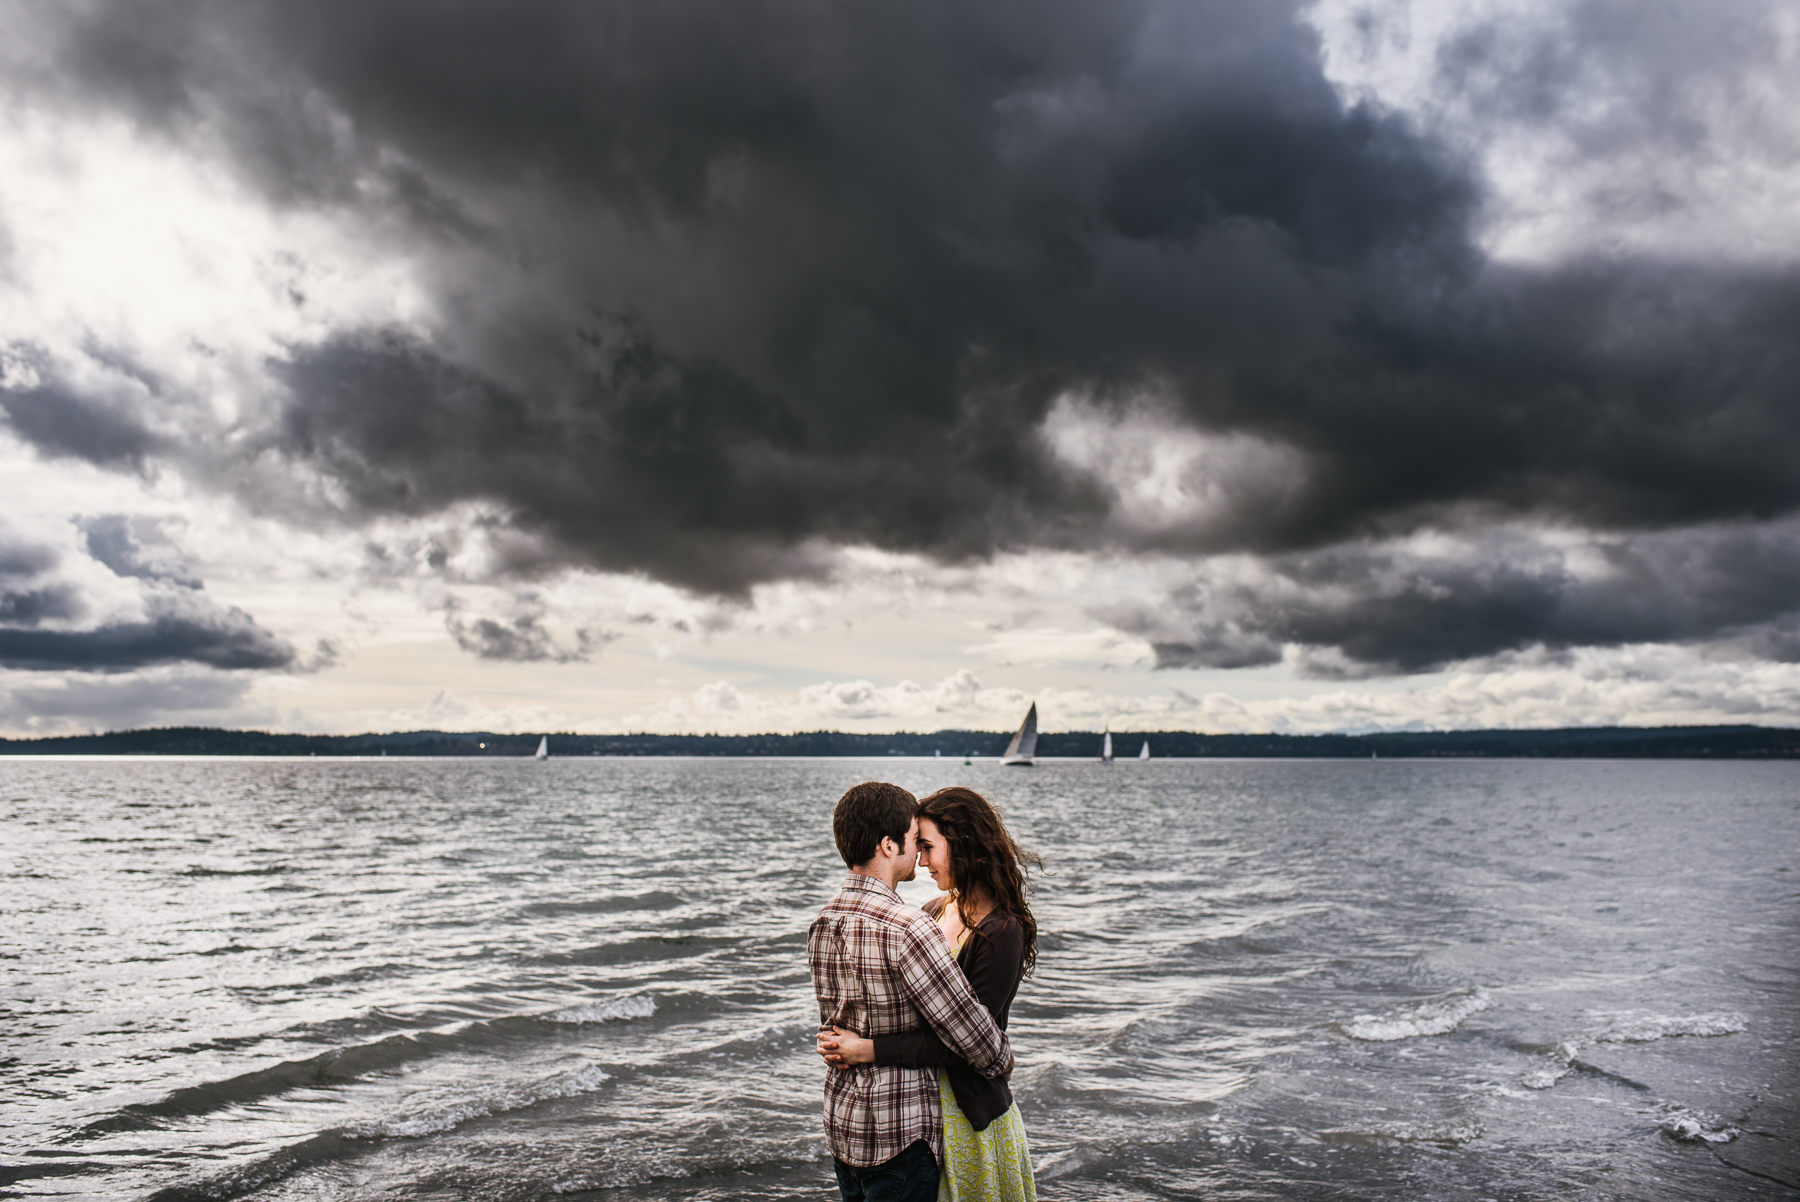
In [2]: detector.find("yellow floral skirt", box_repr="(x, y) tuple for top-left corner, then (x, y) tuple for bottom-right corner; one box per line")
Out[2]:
(938, 1070), (1036, 1202)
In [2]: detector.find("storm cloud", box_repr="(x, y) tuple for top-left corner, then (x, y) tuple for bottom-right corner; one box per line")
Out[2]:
(1117, 522), (1800, 677)
(4, 0), (1799, 674)
(0, 518), (294, 673)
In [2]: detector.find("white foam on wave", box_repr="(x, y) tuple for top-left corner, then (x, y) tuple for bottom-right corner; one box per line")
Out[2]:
(1319, 1119), (1483, 1147)
(1659, 1105), (1738, 1144)
(1519, 1012), (1748, 1090)
(551, 995), (658, 1024)
(349, 1063), (612, 1139)
(1033, 1144), (1099, 1181)
(1520, 1040), (1581, 1090)
(1341, 987), (1492, 1042)
(1590, 1011), (1748, 1043)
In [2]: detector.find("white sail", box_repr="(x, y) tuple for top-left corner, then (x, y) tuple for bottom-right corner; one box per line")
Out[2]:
(1101, 729), (1113, 763)
(1002, 702), (1037, 766)
(535, 736), (549, 760)
(1138, 740), (1150, 760)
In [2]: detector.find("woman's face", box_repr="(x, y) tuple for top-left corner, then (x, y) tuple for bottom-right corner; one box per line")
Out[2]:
(915, 816), (954, 892)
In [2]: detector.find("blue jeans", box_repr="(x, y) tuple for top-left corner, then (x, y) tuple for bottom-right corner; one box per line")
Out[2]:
(833, 1139), (939, 1202)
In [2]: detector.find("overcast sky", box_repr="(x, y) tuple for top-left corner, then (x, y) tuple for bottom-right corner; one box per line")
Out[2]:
(3, 0), (1799, 737)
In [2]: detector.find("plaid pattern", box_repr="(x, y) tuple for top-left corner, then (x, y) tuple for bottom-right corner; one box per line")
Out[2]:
(809, 872), (1011, 1168)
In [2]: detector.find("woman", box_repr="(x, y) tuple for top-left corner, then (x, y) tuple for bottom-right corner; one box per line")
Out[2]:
(818, 786), (1040, 1202)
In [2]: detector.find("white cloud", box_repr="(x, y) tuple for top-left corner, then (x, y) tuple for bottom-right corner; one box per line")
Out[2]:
(1038, 393), (1309, 546)
(1309, 0), (1800, 267)
(965, 625), (1153, 669)
(0, 106), (430, 405)
(0, 666), (266, 734)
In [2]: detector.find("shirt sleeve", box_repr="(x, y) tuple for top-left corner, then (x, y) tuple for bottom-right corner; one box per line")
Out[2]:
(891, 915), (1010, 1078)
(874, 918), (1023, 1069)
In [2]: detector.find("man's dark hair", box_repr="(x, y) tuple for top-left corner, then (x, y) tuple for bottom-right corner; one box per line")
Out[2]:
(833, 781), (918, 868)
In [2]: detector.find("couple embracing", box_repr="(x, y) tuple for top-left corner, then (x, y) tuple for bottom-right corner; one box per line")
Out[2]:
(808, 782), (1039, 1202)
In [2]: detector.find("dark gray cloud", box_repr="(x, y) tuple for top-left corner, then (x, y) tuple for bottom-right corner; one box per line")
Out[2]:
(0, 609), (294, 672)
(1128, 523), (1800, 677)
(0, 520), (294, 673)
(441, 594), (605, 663)
(7, 0), (1800, 671)
(0, 378), (162, 470)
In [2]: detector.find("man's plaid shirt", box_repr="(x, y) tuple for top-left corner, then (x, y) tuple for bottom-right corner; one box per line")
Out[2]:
(808, 872), (1010, 1167)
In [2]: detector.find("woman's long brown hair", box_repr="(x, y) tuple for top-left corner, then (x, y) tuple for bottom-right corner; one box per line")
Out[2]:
(918, 786), (1041, 974)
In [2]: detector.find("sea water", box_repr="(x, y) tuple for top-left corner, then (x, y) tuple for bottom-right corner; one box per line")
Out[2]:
(3, 756), (1797, 1200)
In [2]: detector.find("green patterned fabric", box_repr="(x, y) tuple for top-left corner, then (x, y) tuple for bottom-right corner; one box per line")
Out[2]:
(937, 1069), (1036, 1202)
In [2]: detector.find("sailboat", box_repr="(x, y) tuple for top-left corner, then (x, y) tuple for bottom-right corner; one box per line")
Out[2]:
(1001, 702), (1038, 766)
(1100, 727), (1113, 764)
(534, 736), (549, 761)
(1137, 740), (1150, 760)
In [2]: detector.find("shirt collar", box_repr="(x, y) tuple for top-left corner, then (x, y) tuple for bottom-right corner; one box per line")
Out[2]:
(841, 870), (902, 903)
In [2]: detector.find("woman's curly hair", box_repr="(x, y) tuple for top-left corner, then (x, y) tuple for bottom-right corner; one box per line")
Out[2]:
(918, 786), (1041, 974)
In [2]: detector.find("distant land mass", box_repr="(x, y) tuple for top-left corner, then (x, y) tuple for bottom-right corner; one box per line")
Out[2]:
(3, 725), (1800, 758)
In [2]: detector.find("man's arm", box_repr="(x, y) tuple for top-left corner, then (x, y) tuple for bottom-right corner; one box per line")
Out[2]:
(875, 920), (1022, 1069)
(891, 916), (1010, 1078)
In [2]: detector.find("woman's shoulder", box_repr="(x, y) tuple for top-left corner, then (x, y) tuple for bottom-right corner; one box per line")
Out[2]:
(975, 908), (1024, 943)
(922, 894), (947, 918)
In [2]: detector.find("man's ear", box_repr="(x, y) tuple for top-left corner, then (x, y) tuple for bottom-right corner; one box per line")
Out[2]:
(878, 835), (898, 859)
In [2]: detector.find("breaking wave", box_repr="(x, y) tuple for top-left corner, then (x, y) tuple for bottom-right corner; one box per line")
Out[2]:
(1590, 1011), (1748, 1043)
(1340, 988), (1492, 1042)
(1319, 1119), (1484, 1148)
(347, 1063), (613, 1139)
(1519, 1012), (1748, 1091)
(550, 995), (658, 1024)
(1658, 1106), (1739, 1144)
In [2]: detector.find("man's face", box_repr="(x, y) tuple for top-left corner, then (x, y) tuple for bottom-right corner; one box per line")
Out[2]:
(895, 817), (919, 882)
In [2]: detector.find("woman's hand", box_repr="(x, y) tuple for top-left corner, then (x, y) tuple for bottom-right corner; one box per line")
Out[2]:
(815, 1026), (875, 1069)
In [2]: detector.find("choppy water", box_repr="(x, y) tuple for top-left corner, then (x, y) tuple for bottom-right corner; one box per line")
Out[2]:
(4, 756), (1798, 1200)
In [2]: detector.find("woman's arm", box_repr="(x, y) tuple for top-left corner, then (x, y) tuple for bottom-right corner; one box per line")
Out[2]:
(872, 917), (1023, 1068)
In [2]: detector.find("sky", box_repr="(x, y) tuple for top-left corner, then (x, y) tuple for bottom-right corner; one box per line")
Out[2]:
(2, 0), (1799, 738)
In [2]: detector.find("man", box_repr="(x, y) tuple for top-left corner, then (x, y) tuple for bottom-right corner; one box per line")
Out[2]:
(808, 781), (1012, 1202)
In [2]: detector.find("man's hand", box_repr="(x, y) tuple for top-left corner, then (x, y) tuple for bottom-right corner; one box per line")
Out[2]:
(815, 1025), (875, 1069)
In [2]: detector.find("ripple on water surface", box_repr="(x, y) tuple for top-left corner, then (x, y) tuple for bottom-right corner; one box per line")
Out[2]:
(3, 756), (1797, 1200)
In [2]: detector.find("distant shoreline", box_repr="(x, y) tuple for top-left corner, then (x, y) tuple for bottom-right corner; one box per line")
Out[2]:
(2, 724), (1798, 759)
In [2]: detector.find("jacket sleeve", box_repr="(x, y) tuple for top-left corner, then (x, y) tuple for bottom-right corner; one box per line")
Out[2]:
(873, 1017), (957, 1068)
(875, 918), (1024, 1069)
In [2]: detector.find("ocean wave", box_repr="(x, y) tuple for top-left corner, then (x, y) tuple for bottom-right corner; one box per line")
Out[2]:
(76, 996), (653, 1139)
(549, 995), (658, 1024)
(1658, 1106), (1738, 1144)
(347, 1063), (612, 1139)
(522, 891), (685, 917)
(1340, 987), (1491, 1042)
(1319, 1119), (1483, 1148)
(1590, 1011), (1748, 1043)
(1518, 1012), (1748, 1091)
(1033, 1144), (1102, 1181)
(546, 1139), (828, 1195)
(74, 1031), (450, 1137)
(178, 865), (290, 877)
(142, 1132), (362, 1202)
(145, 1062), (613, 1202)
(1520, 1041), (1581, 1090)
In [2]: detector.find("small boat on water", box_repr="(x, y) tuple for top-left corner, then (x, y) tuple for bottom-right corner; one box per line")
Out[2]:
(1138, 740), (1150, 760)
(1100, 727), (1113, 764)
(1002, 703), (1038, 766)
(535, 736), (549, 761)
